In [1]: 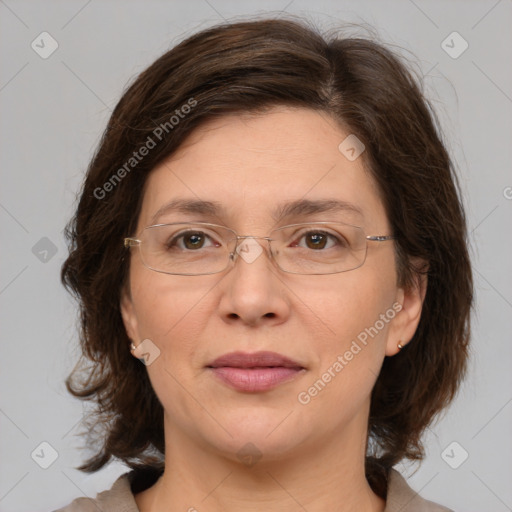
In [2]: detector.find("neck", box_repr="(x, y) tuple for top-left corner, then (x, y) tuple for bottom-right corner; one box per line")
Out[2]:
(135, 414), (385, 512)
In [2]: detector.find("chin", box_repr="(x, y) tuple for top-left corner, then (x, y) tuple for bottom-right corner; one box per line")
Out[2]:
(201, 409), (308, 462)
(211, 434), (302, 467)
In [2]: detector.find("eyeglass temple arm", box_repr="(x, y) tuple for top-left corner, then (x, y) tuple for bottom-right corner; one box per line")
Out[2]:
(366, 235), (396, 242)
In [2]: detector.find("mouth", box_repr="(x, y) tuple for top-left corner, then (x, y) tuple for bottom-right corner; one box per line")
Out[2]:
(206, 351), (306, 393)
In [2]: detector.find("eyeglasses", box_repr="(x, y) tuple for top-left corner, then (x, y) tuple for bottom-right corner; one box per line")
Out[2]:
(124, 221), (395, 276)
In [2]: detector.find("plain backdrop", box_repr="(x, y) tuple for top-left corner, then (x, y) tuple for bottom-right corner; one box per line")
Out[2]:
(1, 1), (511, 511)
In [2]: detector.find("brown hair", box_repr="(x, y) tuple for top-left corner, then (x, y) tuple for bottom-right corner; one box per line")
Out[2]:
(61, 17), (472, 497)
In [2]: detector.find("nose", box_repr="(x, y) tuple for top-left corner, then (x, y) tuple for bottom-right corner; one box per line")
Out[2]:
(217, 237), (291, 327)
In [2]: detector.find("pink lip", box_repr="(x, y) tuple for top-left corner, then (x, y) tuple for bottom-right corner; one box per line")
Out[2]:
(207, 351), (306, 392)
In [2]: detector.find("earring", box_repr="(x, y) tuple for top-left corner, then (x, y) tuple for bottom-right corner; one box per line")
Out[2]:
(397, 342), (403, 351)
(130, 342), (137, 352)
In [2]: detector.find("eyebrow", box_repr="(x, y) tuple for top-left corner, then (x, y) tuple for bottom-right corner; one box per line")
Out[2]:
(273, 198), (364, 222)
(150, 198), (364, 225)
(150, 199), (221, 224)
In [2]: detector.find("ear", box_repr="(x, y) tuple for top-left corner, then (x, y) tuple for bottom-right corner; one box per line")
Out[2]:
(120, 285), (140, 345)
(385, 263), (428, 357)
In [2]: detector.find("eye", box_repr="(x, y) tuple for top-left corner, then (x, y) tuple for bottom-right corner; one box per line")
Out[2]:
(291, 230), (344, 250)
(167, 230), (220, 250)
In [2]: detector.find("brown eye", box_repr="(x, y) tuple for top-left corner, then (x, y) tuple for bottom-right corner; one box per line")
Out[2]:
(293, 230), (340, 251)
(166, 230), (218, 251)
(305, 232), (328, 250)
(183, 232), (206, 250)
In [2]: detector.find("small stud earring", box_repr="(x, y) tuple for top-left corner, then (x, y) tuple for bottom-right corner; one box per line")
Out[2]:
(397, 342), (403, 351)
(130, 342), (136, 352)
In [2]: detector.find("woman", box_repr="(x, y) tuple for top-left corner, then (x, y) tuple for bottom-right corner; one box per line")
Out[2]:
(58, 17), (472, 512)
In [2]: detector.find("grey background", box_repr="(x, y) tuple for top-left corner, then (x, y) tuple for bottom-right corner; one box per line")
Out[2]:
(1, 0), (511, 510)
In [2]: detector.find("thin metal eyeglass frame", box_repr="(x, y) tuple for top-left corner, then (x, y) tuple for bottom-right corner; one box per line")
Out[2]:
(123, 221), (396, 276)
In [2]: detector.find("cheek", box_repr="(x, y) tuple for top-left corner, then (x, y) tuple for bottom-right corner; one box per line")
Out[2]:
(304, 266), (397, 389)
(128, 272), (217, 421)
(129, 268), (222, 387)
(290, 277), (397, 440)
(130, 266), (213, 339)
(311, 267), (396, 341)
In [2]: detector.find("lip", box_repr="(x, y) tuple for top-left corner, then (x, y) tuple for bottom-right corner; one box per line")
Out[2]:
(207, 351), (306, 392)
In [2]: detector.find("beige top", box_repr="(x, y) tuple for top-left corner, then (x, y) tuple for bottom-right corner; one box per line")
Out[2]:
(54, 468), (453, 512)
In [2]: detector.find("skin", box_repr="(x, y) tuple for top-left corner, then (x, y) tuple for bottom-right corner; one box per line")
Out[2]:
(120, 107), (426, 512)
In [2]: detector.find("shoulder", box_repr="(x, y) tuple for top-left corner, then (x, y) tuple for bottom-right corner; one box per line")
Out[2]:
(385, 468), (454, 512)
(53, 473), (137, 512)
(53, 466), (163, 512)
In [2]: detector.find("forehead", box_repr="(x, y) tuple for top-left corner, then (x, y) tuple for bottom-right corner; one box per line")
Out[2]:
(137, 107), (387, 230)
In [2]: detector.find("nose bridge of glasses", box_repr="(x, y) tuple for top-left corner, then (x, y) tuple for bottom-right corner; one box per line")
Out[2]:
(235, 234), (273, 242)
(227, 234), (276, 268)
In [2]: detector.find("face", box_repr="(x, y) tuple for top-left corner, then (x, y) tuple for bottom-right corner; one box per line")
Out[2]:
(121, 107), (423, 465)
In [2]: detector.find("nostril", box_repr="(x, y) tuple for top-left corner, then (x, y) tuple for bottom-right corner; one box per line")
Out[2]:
(264, 312), (276, 318)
